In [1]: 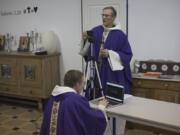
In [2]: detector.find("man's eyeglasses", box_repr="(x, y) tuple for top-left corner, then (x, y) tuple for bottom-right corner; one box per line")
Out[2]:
(101, 14), (112, 18)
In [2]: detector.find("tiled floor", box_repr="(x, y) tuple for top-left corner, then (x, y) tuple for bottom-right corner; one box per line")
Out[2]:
(0, 99), (155, 135)
(0, 101), (42, 135)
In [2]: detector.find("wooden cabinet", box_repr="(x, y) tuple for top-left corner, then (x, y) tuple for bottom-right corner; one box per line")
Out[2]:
(132, 77), (180, 103)
(0, 52), (60, 109)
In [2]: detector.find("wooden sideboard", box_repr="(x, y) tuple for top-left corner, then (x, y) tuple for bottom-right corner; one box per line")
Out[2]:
(132, 76), (180, 103)
(0, 51), (60, 109)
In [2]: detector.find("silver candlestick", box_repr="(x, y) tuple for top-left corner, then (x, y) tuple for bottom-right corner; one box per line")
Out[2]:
(5, 33), (14, 52)
(30, 31), (35, 52)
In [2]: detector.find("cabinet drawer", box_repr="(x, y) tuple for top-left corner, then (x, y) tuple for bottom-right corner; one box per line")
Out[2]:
(0, 85), (18, 93)
(132, 88), (152, 98)
(154, 89), (179, 103)
(21, 88), (42, 97)
(168, 82), (180, 90)
(133, 79), (169, 89)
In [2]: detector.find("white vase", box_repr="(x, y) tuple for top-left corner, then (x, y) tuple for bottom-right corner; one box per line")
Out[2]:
(40, 31), (61, 54)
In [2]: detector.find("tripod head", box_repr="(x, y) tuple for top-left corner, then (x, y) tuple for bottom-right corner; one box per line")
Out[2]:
(87, 30), (94, 43)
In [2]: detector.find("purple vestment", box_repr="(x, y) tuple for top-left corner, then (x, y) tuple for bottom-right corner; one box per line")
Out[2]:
(40, 92), (107, 135)
(85, 25), (133, 97)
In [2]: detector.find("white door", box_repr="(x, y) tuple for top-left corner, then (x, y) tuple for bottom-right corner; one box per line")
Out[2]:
(82, 0), (127, 33)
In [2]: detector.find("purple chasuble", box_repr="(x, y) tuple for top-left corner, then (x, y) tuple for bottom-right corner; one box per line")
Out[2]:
(85, 25), (133, 96)
(40, 92), (107, 135)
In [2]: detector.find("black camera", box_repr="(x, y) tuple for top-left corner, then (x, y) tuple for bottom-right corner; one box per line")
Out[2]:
(87, 30), (94, 43)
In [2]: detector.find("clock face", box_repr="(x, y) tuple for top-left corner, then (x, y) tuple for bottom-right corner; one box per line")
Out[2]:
(173, 65), (180, 72)
(142, 63), (147, 70)
(161, 64), (168, 71)
(151, 64), (157, 71)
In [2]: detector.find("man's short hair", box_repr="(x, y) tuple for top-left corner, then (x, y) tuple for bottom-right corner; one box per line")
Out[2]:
(64, 70), (83, 88)
(103, 6), (117, 17)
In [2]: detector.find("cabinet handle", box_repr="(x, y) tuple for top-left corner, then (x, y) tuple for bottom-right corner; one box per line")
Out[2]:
(137, 81), (141, 85)
(30, 90), (33, 94)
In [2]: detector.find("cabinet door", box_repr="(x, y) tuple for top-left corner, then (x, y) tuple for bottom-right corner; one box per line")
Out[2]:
(0, 57), (17, 85)
(154, 89), (179, 103)
(19, 58), (42, 88)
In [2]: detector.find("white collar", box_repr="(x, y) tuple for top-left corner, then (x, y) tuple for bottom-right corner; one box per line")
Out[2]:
(51, 85), (77, 96)
(103, 23), (121, 32)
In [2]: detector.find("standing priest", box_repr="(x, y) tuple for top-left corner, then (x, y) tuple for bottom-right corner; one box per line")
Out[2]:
(80, 6), (133, 97)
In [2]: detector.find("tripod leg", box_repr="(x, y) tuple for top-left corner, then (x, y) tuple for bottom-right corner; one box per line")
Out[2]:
(90, 79), (95, 99)
(83, 61), (90, 96)
(94, 61), (104, 96)
(90, 60), (96, 99)
(83, 61), (94, 99)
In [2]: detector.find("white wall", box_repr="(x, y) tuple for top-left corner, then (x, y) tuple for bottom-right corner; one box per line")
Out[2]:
(0, 0), (82, 82)
(1, 0), (180, 80)
(129, 0), (180, 65)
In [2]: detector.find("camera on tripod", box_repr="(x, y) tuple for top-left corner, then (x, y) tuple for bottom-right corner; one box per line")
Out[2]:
(83, 30), (104, 100)
(87, 30), (94, 43)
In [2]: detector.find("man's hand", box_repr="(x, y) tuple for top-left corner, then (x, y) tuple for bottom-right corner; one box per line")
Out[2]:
(98, 98), (109, 108)
(99, 48), (109, 58)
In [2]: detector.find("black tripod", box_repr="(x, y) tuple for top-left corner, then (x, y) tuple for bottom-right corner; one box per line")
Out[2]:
(83, 40), (104, 100)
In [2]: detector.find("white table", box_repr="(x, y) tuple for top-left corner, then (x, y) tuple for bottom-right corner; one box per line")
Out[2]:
(106, 96), (180, 133)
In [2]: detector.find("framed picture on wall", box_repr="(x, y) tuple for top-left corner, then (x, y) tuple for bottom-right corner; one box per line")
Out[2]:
(17, 36), (30, 52)
(0, 35), (5, 50)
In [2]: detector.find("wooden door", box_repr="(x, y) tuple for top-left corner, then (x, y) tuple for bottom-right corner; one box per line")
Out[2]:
(0, 57), (17, 85)
(19, 58), (42, 88)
